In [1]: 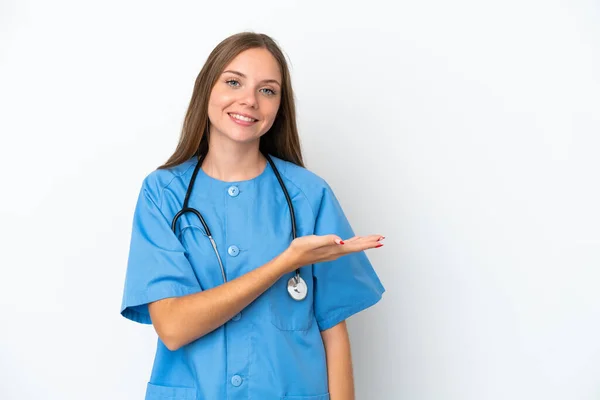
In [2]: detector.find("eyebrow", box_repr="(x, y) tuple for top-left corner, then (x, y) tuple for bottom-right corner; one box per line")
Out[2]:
(222, 70), (281, 87)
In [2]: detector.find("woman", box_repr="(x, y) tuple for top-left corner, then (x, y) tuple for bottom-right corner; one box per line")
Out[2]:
(120, 32), (385, 400)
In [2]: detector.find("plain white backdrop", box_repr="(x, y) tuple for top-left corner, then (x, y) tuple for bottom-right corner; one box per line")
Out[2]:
(1, 0), (599, 399)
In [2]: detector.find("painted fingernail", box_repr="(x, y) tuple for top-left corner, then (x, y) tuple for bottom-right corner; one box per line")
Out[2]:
(378, 236), (386, 241)
(376, 244), (384, 248)
(335, 239), (345, 245)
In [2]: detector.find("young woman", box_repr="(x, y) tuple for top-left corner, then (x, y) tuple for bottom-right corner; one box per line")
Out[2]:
(120, 32), (385, 400)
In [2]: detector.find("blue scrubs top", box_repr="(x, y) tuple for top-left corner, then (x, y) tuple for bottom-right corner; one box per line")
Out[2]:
(120, 155), (385, 400)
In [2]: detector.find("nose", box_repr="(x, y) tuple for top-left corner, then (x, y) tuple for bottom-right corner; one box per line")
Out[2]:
(239, 87), (258, 108)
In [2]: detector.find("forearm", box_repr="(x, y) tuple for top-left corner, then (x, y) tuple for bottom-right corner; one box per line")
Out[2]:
(149, 251), (293, 350)
(321, 321), (355, 400)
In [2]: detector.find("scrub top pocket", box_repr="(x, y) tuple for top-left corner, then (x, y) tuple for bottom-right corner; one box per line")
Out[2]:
(145, 382), (197, 400)
(269, 269), (314, 331)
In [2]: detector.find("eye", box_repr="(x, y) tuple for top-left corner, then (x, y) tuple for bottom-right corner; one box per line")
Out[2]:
(226, 79), (240, 87)
(260, 88), (276, 96)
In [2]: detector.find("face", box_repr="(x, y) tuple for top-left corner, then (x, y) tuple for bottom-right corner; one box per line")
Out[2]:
(207, 47), (282, 145)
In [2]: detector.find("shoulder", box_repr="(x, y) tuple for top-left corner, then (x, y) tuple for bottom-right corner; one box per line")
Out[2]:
(139, 157), (197, 203)
(270, 155), (331, 190)
(269, 155), (335, 213)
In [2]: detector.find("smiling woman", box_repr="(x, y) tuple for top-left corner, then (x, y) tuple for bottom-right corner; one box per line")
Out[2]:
(207, 48), (282, 146)
(160, 32), (303, 174)
(119, 32), (386, 400)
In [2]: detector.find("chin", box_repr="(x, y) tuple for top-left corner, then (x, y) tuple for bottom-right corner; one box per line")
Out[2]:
(226, 127), (264, 143)
(210, 121), (266, 145)
(226, 132), (262, 144)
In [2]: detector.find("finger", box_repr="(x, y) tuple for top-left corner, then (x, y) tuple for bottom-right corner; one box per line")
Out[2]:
(360, 234), (385, 243)
(343, 236), (385, 251)
(366, 235), (386, 248)
(316, 234), (344, 247)
(320, 234), (344, 245)
(345, 234), (382, 245)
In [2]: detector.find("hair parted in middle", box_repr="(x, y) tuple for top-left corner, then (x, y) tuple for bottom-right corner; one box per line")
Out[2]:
(159, 32), (304, 170)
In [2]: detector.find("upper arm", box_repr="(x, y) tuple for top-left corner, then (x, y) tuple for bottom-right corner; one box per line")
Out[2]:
(320, 320), (348, 345)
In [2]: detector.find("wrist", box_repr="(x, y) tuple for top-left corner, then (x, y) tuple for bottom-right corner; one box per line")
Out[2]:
(274, 248), (298, 276)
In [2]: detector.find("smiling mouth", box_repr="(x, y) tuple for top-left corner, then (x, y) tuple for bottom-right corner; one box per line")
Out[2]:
(228, 113), (258, 122)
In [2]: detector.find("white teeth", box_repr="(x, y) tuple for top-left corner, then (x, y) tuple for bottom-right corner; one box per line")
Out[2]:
(230, 113), (256, 122)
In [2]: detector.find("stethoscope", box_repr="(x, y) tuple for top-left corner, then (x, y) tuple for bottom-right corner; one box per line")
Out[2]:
(171, 152), (308, 301)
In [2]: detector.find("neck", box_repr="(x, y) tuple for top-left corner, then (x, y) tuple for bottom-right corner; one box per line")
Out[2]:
(202, 137), (266, 182)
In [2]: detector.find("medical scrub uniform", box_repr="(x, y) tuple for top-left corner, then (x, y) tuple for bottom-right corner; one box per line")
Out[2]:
(120, 154), (385, 400)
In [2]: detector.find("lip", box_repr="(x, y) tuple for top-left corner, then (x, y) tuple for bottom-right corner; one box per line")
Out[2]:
(228, 112), (258, 127)
(228, 112), (259, 121)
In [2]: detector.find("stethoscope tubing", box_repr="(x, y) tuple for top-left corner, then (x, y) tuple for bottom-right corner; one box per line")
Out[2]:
(170, 152), (301, 288)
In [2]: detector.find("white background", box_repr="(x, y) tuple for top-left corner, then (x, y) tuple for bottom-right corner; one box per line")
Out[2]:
(1, 0), (599, 399)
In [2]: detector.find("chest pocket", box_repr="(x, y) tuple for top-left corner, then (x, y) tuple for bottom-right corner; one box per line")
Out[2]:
(269, 267), (314, 331)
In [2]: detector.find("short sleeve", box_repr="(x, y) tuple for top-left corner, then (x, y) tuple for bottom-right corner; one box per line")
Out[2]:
(312, 183), (385, 331)
(120, 178), (202, 325)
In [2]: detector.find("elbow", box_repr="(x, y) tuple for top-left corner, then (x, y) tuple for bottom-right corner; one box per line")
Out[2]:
(155, 320), (209, 351)
(149, 299), (186, 351)
(154, 322), (186, 351)
(148, 299), (208, 351)
(162, 335), (183, 352)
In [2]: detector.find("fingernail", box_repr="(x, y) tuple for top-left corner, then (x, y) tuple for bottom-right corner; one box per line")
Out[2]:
(376, 244), (384, 248)
(335, 239), (345, 245)
(378, 236), (385, 241)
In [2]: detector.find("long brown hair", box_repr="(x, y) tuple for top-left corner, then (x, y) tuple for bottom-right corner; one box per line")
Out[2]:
(159, 32), (304, 169)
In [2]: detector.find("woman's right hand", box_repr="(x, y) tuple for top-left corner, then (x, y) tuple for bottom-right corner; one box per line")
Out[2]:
(279, 234), (385, 274)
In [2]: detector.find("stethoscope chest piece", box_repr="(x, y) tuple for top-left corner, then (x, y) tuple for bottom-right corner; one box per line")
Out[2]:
(287, 275), (308, 301)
